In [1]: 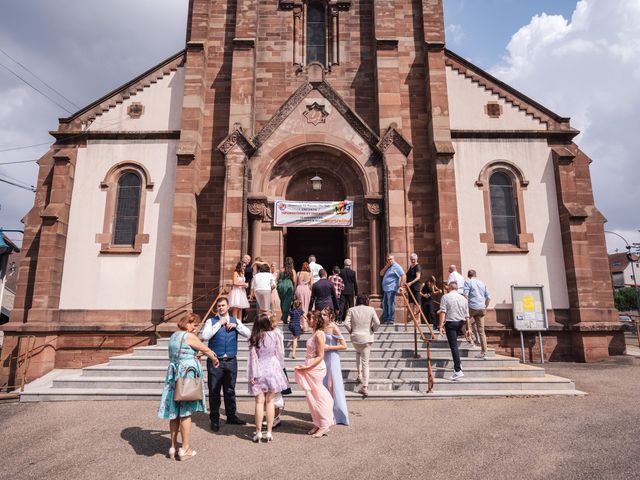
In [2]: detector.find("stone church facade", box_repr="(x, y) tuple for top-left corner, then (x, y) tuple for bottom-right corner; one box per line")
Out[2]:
(1, 0), (624, 386)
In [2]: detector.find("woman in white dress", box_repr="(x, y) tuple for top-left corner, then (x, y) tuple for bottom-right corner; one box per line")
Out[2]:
(228, 261), (250, 320)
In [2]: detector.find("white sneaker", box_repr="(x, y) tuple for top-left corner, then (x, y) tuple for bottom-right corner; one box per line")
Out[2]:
(449, 371), (464, 381)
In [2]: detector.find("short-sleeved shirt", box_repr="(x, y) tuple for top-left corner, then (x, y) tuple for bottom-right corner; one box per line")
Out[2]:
(406, 264), (422, 296)
(447, 271), (465, 294)
(464, 278), (490, 310)
(382, 262), (405, 293)
(438, 291), (469, 322)
(328, 274), (345, 298)
(309, 261), (323, 283)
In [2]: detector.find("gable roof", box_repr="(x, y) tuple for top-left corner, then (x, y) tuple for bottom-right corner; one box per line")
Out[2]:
(58, 50), (186, 127)
(444, 49), (577, 133)
(609, 252), (639, 273)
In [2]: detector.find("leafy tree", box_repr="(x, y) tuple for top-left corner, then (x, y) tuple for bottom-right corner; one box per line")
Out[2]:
(614, 287), (639, 312)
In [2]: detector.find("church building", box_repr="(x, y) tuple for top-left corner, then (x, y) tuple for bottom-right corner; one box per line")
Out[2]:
(1, 0), (625, 386)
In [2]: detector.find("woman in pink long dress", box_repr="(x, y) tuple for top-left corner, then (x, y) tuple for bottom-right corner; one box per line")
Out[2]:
(295, 262), (313, 332)
(295, 311), (334, 438)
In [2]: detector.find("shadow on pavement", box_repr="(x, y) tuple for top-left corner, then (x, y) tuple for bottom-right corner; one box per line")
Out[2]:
(189, 408), (316, 441)
(120, 427), (170, 457)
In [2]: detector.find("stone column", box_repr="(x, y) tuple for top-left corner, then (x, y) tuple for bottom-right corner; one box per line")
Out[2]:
(366, 198), (383, 296)
(247, 196), (271, 259)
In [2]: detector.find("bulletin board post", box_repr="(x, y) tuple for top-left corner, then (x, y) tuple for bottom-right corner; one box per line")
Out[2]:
(511, 285), (549, 364)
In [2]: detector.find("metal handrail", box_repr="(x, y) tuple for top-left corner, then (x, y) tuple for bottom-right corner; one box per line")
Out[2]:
(1, 335), (36, 392)
(0, 284), (233, 393)
(399, 288), (434, 393)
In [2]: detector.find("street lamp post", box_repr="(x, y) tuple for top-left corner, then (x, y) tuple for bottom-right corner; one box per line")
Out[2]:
(605, 231), (640, 347)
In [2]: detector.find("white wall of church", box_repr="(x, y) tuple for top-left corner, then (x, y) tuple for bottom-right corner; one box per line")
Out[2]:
(446, 66), (546, 131)
(453, 138), (570, 311)
(88, 67), (184, 132)
(59, 140), (177, 310)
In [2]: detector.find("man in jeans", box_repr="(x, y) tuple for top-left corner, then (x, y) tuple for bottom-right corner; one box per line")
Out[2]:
(438, 281), (470, 380)
(464, 269), (491, 359)
(379, 254), (405, 324)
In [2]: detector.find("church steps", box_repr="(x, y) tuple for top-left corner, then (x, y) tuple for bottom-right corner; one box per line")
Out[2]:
(105, 352), (519, 370)
(48, 372), (570, 392)
(19, 327), (583, 401)
(76, 364), (544, 380)
(18, 388), (584, 403)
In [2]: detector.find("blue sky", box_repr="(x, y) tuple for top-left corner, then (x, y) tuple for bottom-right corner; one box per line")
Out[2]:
(444, 0), (578, 67)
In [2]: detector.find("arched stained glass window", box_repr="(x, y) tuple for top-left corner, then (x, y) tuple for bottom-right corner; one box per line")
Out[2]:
(307, 1), (327, 65)
(113, 172), (141, 245)
(489, 171), (518, 245)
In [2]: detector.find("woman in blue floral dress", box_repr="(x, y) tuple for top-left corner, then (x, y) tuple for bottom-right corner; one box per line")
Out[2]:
(158, 313), (219, 461)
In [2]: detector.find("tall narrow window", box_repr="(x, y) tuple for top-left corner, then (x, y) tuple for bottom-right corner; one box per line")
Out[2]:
(113, 172), (142, 245)
(489, 172), (518, 245)
(307, 1), (327, 65)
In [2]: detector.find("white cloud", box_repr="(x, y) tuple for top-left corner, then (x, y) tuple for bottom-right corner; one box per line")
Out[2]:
(446, 24), (465, 45)
(491, 0), (640, 252)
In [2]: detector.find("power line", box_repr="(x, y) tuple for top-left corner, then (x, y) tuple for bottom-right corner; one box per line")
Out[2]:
(0, 177), (36, 192)
(0, 61), (73, 114)
(0, 171), (35, 190)
(0, 159), (39, 166)
(0, 47), (80, 109)
(0, 141), (51, 153)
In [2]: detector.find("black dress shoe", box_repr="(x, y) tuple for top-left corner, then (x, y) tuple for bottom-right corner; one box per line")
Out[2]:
(210, 421), (220, 432)
(226, 416), (246, 425)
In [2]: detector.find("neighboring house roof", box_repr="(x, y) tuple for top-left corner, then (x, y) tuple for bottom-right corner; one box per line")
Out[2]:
(609, 252), (638, 273)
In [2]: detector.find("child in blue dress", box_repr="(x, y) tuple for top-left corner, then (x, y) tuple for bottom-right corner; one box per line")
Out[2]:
(288, 299), (306, 359)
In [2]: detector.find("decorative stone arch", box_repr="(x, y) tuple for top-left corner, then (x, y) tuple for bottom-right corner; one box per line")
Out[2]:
(250, 134), (382, 195)
(475, 160), (533, 253)
(96, 161), (153, 254)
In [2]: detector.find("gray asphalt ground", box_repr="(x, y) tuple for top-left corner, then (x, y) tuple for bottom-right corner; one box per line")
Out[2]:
(1, 358), (639, 480)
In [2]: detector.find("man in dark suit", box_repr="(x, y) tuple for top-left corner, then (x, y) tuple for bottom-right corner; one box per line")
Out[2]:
(309, 269), (339, 313)
(339, 258), (358, 323)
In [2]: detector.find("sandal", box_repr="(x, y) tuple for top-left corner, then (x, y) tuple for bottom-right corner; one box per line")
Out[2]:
(178, 448), (197, 462)
(312, 427), (330, 438)
(307, 427), (319, 435)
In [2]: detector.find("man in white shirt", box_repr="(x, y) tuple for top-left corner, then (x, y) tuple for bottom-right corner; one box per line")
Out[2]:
(200, 297), (251, 431)
(438, 281), (470, 380)
(447, 265), (465, 294)
(308, 254), (324, 283)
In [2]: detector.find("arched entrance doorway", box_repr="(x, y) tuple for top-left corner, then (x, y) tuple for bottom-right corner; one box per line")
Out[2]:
(248, 144), (383, 295)
(284, 168), (348, 271)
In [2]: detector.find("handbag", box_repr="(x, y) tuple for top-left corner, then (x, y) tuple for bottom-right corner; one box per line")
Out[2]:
(173, 333), (204, 402)
(281, 368), (293, 395)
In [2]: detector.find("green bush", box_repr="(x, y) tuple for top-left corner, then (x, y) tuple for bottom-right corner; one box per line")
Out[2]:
(614, 287), (639, 312)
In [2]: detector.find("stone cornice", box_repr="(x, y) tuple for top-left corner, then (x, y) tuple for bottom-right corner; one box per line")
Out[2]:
(50, 130), (182, 142)
(451, 129), (580, 141)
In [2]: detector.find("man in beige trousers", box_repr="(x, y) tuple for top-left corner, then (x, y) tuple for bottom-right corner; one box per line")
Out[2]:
(344, 294), (381, 397)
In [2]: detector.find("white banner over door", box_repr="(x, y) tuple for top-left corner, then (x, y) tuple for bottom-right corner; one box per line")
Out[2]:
(273, 200), (354, 228)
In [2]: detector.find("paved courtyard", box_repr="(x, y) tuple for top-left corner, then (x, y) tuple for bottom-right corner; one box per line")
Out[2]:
(1, 358), (639, 480)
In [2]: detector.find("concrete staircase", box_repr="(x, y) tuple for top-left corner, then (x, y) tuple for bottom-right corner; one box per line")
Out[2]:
(20, 325), (583, 401)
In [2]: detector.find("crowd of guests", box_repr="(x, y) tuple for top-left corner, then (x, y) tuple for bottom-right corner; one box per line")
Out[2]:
(157, 252), (489, 460)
